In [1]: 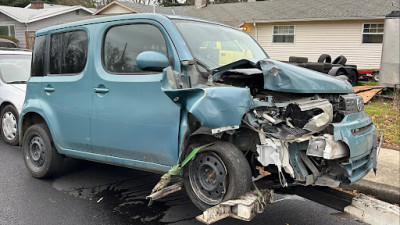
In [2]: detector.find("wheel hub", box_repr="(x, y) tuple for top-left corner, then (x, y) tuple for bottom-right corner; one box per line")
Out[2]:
(189, 152), (227, 205)
(2, 112), (17, 141)
(29, 136), (45, 167)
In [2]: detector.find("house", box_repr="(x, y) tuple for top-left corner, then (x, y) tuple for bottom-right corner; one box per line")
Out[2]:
(93, 1), (189, 16)
(95, 0), (396, 70)
(0, 1), (94, 49)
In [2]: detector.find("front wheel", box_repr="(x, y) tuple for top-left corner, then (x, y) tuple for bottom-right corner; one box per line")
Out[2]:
(22, 124), (63, 178)
(1, 105), (19, 145)
(183, 141), (252, 211)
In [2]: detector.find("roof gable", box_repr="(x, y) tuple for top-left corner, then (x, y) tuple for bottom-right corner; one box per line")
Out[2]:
(93, 1), (138, 15)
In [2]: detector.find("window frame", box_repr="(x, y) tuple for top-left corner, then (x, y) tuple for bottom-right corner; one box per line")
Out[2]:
(361, 23), (384, 44)
(0, 24), (15, 37)
(272, 25), (295, 44)
(101, 22), (170, 76)
(47, 29), (89, 76)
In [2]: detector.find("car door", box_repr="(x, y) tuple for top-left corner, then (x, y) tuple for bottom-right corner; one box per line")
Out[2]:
(90, 21), (181, 167)
(39, 29), (91, 152)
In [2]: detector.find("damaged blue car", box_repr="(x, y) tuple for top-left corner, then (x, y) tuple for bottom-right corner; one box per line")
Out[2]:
(20, 14), (377, 219)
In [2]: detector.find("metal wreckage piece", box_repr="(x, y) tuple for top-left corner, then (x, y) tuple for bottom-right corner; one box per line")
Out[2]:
(196, 189), (274, 224)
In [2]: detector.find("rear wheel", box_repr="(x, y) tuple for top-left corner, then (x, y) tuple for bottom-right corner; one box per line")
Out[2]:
(22, 123), (63, 178)
(1, 105), (19, 145)
(183, 141), (252, 211)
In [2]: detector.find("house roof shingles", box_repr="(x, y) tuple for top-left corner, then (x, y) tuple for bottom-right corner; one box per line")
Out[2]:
(116, 0), (397, 26)
(0, 3), (94, 23)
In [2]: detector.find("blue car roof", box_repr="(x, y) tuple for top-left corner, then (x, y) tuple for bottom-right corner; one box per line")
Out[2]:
(35, 13), (234, 37)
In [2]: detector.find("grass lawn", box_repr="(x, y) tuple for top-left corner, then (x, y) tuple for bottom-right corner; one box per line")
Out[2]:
(357, 80), (379, 86)
(364, 99), (400, 150)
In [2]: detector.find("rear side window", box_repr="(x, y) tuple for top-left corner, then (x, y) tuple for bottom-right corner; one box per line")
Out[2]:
(50, 30), (88, 75)
(31, 35), (46, 77)
(103, 24), (167, 74)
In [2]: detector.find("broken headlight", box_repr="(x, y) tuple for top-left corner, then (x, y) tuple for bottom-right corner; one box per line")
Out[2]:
(339, 94), (364, 115)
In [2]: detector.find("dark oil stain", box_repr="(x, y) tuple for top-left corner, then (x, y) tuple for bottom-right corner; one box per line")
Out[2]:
(95, 186), (169, 225)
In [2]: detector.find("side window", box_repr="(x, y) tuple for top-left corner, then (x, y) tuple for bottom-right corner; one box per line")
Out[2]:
(31, 35), (46, 77)
(103, 24), (167, 74)
(273, 25), (295, 43)
(50, 30), (88, 75)
(362, 23), (384, 43)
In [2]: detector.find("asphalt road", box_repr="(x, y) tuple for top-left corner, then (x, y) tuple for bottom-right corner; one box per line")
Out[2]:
(0, 139), (365, 225)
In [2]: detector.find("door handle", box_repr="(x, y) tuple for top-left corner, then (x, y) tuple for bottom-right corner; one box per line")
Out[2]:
(93, 87), (109, 94)
(44, 86), (55, 93)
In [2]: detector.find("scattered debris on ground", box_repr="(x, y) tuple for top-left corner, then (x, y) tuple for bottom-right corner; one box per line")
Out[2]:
(354, 86), (383, 103)
(332, 187), (358, 196)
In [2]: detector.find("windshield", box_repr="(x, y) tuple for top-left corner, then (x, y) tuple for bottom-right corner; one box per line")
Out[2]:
(173, 20), (268, 70)
(0, 54), (31, 83)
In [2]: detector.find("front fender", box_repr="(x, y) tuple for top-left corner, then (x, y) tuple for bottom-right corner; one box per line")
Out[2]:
(163, 86), (253, 128)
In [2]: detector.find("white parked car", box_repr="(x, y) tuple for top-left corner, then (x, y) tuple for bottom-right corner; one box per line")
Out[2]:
(0, 49), (31, 145)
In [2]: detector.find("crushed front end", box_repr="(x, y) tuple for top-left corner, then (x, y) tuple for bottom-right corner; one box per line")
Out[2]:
(211, 59), (377, 188)
(244, 95), (376, 187)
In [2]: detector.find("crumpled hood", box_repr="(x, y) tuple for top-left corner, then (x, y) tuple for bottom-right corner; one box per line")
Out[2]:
(261, 59), (353, 93)
(213, 59), (354, 93)
(10, 83), (27, 93)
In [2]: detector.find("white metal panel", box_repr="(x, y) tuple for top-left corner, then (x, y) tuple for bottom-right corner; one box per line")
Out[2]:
(379, 17), (400, 87)
(246, 20), (384, 69)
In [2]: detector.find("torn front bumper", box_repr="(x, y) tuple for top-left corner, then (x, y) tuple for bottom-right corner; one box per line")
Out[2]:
(288, 111), (377, 186)
(332, 111), (377, 184)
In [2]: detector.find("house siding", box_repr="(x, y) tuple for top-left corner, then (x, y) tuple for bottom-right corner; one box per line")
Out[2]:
(0, 13), (27, 48)
(0, 9), (91, 48)
(244, 20), (384, 69)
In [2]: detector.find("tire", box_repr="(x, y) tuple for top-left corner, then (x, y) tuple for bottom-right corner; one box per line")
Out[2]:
(304, 62), (325, 72)
(317, 54), (331, 63)
(1, 105), (19, 145)
(289, 56), (308, 63)
(183, 141), (252, 211)
(347, 70), (358, 86)
(332, 55), (347, 65)
(22, 123), (63, 178)
(335, 69), (349, 81)
(336, 70), (346, 77)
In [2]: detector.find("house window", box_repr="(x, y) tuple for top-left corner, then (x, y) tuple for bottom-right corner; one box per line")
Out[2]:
(273, 25), (294, 43)
(362, 23), (384, 43)
(0, 25), (15, 37)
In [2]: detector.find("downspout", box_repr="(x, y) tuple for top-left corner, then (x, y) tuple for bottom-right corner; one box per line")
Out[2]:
(253, 22), (258, 41)
(24, 22), (29, 49)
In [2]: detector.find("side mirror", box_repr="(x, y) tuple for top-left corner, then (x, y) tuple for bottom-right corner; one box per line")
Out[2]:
(136, 51), (169, 72)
